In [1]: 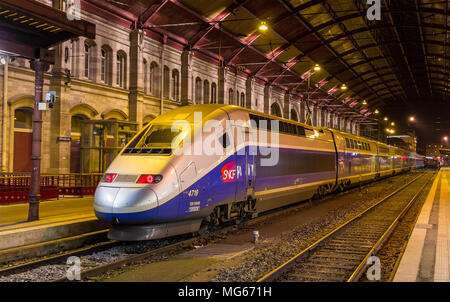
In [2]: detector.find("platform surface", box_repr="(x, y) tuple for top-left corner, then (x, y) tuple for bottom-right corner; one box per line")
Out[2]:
(394, 168), (450, 282)
(0, 197), (95, 229)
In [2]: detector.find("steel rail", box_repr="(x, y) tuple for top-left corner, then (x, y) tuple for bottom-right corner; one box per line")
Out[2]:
(0, 172), (416, 282)
(347, 172), (435, 281)
(0, 230), (116, 277)
(51, 225), (238, 282)
(257, 172), (429, 282)
(52, 172), (409, 282)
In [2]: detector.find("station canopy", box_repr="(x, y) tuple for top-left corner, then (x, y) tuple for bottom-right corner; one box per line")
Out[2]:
(0, 0), (95, 63)
(83, 0), (448, 123)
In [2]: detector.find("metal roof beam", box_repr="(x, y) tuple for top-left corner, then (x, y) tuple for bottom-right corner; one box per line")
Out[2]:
(187, 0), (249, 49)
(275, 0), (384, 111)
(138, 0), (170, 27)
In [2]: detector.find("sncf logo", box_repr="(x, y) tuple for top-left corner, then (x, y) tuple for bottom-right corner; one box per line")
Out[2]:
(221, 161), (237, 183)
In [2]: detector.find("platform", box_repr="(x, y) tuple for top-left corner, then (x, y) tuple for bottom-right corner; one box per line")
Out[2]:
(0, 197), (106, 255)
(394, 168), (450, 282)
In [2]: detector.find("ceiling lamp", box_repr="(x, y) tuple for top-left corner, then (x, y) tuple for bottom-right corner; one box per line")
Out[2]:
(258, 21), (268, 31)
(340, 84), (347, 90)
(313, 64), (321, 71)
(384, 117), (388, 121)
(374, 109), (379, 114)
(0, 56), (6, 65)
(362, 100), (367, 105)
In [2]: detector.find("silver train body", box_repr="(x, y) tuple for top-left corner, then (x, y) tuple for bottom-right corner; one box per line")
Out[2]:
(94, 104), (424, 240)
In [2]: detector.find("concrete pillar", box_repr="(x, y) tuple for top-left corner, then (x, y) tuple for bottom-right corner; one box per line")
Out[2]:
(354, 121), (359, 136)
(314, 106), (320, 127)
(128, 29), (144, 125)
(48, 41), (71, 175)
(263, 84), (272, 114)
(245, 77), (254, 109)
(300, 101), (305, 123)
(283, 92), (290, 119)
(217, 65), (228, 104)
(320, 108), (326, 127)
(329, 112), (332, 128)
(181, 50), (193, 106)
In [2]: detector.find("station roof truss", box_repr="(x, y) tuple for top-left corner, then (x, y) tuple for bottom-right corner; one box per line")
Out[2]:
(0, 0), (95, 62)
(82, 0), (448, 121)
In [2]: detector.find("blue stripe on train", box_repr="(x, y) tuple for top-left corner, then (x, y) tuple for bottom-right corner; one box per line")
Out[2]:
(95, 146), (336, 224)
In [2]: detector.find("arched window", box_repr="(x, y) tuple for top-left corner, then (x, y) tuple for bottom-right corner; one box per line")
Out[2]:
(70, 114), (89, 136)
(116, 51), (127, 88)
(150, 61), (159, 96)
(100, 45), (112, 85)
(171, 69), (179, 101)
(70, 114), (89, 173)
(195, 77), (202, 104)
(14, 108), (33, 130)
(228, 88), (234, 104)
(240, 92), (245, 107)
(291, 109), (298, 121)
(236, 91), (240, 106)
(84, 43), (90, 78)
(271, 102), (282, 118)
(100, 49), (106, 82)
(211, 83), (217, 104)
(163, 65), (170, 99)
(203, 80), (210, 104)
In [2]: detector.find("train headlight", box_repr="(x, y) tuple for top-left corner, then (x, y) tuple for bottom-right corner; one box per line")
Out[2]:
(103, 173), (117, 183)
(137, 174), (163, 184)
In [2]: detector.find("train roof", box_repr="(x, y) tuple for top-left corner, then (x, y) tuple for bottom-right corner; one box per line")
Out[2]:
(152, 105), (416, 155)
(151, 104), (230, 124)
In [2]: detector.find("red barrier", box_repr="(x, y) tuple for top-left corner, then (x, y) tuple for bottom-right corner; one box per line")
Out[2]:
(0, 173), (102, 205)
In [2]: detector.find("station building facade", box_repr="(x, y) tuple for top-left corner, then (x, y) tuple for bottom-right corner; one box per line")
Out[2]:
(0, 1), (360, 175)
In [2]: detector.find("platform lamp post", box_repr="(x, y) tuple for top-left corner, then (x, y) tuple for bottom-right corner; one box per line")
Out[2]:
(28, 59), (50, 222)
(305, 64), (321, 126)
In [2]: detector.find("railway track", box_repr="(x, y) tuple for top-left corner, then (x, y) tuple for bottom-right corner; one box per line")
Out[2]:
(0, 171), (421, 282)
(257, 172), (435, 282)
(0, 235), (118, 278)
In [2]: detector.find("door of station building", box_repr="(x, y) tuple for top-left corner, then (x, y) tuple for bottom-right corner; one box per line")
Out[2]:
(13, 131), (32, 172)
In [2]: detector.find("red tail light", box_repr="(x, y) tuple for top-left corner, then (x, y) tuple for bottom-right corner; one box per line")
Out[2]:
(104, 173), (117, 183)
(137, 174), (163, 184)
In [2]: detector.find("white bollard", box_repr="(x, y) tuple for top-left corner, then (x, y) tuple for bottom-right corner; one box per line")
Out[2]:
(253, 230), (260, 243)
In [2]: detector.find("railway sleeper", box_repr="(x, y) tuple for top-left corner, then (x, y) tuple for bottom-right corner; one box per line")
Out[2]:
(289, 274), (345, 282)
(292, 268), (350, 278)
(300, 262), (357, 271)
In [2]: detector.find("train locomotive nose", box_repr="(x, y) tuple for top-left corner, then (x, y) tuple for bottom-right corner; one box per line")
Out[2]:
(94, 186), (159, 224)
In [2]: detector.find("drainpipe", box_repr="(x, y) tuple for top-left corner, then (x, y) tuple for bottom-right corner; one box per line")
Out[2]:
(1, 56), (7, 173)
(160, 36), (166, 115)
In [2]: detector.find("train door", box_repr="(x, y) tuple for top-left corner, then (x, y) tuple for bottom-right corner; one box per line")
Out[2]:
(245, 148), (255, 199)
(235, 127), (256, 202)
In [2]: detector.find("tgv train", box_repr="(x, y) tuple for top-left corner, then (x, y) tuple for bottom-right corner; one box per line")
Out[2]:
(94, 104), (424, 241)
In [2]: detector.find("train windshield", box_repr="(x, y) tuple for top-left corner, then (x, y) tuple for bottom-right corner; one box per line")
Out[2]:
(127, 124), (185, 149)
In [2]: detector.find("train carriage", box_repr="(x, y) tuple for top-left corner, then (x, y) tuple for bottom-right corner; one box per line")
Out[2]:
(94, 104), (421, 241)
